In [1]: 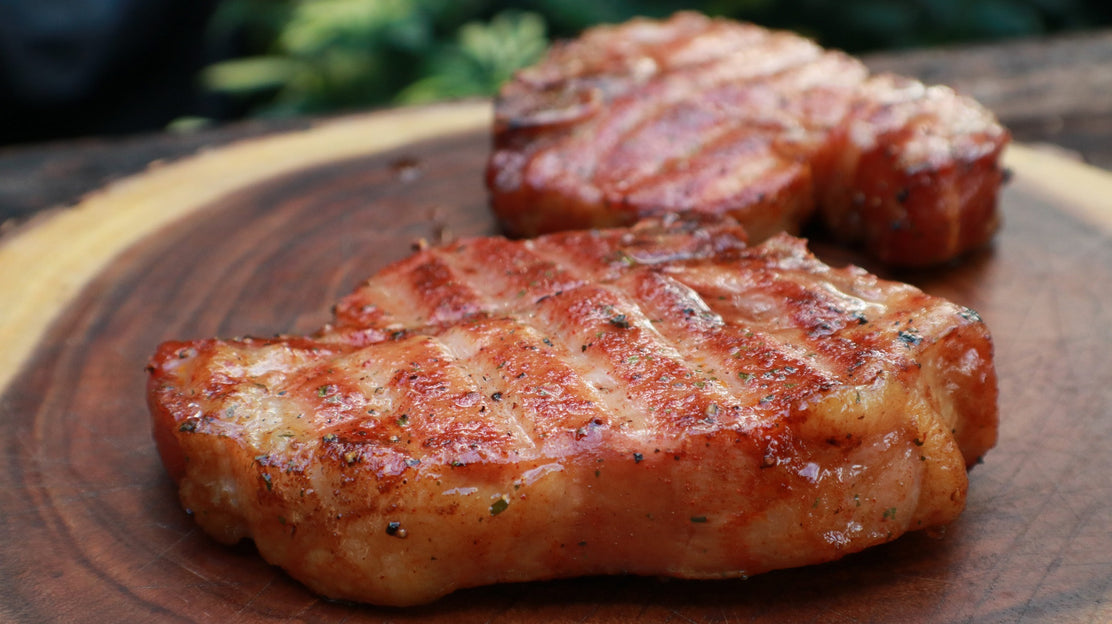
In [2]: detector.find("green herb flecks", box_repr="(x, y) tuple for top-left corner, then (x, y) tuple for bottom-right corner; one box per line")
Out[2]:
(608, 313), (631, 329)
(490, 495), (510, 516)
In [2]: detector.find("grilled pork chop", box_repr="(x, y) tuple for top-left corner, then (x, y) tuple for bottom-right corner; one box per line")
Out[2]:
(487, 12), (1009, 266)
(148, 217), (997, 606)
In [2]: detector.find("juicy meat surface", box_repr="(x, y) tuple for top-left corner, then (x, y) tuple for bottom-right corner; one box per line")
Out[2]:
(487, 12), (1010, 266)
(148, 217), (998, 606)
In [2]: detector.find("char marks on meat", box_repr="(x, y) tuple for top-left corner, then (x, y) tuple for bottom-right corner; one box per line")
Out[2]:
(487, 12), (1010, 266)
(148, 216), (998, 606)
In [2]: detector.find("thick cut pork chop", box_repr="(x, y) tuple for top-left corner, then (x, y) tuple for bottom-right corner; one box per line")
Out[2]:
(487, 12), (1009, 266)
(148, 217), (997, 606)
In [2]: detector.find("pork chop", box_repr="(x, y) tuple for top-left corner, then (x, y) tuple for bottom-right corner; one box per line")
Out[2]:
(487, 12), (1009, 266)
(148, 216), (997, 605)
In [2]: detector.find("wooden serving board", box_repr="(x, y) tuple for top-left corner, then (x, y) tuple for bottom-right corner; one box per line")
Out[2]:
(2, 101), (1111, 623)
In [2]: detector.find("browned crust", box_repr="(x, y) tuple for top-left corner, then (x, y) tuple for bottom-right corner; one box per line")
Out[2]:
(148, 217), (997, 605)
(487, 12), (1010, 266)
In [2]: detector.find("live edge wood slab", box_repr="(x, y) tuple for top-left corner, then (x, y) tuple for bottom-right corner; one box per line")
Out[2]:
(1, 101), (1111, 623)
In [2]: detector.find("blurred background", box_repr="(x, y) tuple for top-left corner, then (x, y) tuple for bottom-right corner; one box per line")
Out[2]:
(2, 0), (1110, 146)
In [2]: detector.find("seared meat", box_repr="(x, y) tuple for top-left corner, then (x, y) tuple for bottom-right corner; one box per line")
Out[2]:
(487, 12), (1009, 266)
(148, 217), (998, 606)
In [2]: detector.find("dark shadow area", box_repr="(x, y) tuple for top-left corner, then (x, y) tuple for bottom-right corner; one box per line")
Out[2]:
(3, 0), (1111, 146)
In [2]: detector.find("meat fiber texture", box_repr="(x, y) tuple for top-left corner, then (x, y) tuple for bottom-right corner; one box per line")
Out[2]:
(147, 216), (998, 606)
(487, 12), (1010, 267)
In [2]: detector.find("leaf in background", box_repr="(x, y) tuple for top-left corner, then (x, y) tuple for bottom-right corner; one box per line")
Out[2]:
(421, 0), (494, 32)
(201, 56), (302, 95)
(276, 0), (433, 56)
(396, 10), (548, 104)
(199, 0), (1105, 119)
(208, 0), (296, 48)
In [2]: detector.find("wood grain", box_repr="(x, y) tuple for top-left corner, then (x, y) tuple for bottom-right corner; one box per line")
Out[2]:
(1, 102), (1111, 623)
(0, 101), (491, 396)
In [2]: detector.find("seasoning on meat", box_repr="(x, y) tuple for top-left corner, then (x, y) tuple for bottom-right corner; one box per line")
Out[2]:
(487, 12), (1010, 266)
(148, 216), (998, 606)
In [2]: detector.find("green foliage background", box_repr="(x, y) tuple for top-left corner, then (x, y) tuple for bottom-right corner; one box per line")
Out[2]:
(203, 0), (1108, 118)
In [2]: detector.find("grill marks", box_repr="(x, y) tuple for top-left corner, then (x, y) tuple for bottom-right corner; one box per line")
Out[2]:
(322, 224), (922, 452)
(534, 282), (741, 436)
(440, 317), (620, 452)
(366, 254), (485, 328)
(621, 268), (824, 414)
(436, 237), (584, 310)
(424, 231), (751, 440)
(594, 43), (863, 198)
(187, 221), (962, 467)
(496, 16), (845, 239)
(198, 220), (982, 469)
(146, 216), (1001, 605)
(279, 335), (518, 469)
(522, 24), (828, 214)
(514, 228), (786, 433)
(663, 240), (906, 386)
(489, 12), (1009, 266)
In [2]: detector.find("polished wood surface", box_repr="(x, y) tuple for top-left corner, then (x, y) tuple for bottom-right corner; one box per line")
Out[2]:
(1, 97), (1111, 621)
(0, 103), (490, 395)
